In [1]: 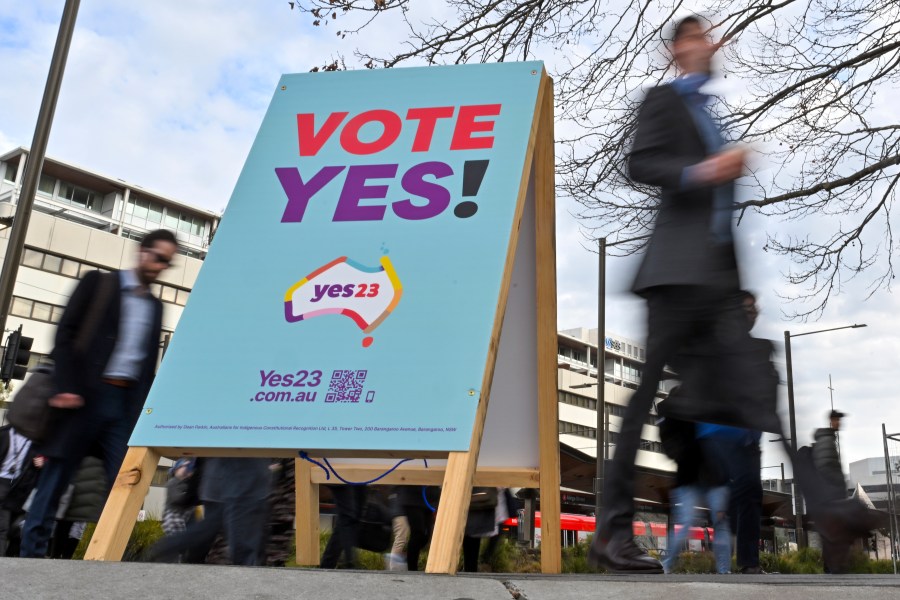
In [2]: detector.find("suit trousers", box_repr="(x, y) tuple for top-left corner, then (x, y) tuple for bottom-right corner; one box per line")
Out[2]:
(597, 285), (736, 542)
(321, 485), (366, 569)
(404, 504), (434, 571)
(20, 383), (132, 557)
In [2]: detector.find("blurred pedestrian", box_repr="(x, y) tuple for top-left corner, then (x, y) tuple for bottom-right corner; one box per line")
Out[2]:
(590, 14), (747, 573)
(402, 485), (438, 571)
(20, 229), (176, 558)
(0, 425), (42, 556)
(462, 487), (512, 573)
(264, 458), (296, 567)
(701, 291), (765, 575)
(813, 410), (848, 500)
(147, 457), (272, 565)
(161, 458), (198, 537)
(386, 486), (410, 571)
(320, 484), (366, 569)
(663, 425), (731, 575)
(49, 455), (107, 559)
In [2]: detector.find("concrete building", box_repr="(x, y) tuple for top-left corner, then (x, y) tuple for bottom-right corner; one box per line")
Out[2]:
(849, 456), (900, 512)
(557, 326), (675, 473)
(0, 147), (219, 513)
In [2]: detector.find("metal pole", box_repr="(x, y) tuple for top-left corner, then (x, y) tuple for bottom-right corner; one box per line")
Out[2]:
(784, 330), (804, 547)
(882, 424), (897, 574)
(0, 0), (80, 336)
(594, 237), (606, 521)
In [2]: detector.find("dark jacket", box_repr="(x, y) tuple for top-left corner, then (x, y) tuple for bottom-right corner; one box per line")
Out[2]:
(659, 418), (728, 489)
(813, 427), (846, 494)
(200, 458), (272, 502)
(42, 270), (163, 457)
(0, 425), (41, 511)
(628, 84), (740, 294)
(62, 456), (108, 522)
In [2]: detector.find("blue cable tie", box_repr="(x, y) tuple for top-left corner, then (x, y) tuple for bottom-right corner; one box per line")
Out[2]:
(422, 485), (437, 513)
(298, 452), (432, 487)
(297, 451), (331, 481)
(322, 456), (413, 485)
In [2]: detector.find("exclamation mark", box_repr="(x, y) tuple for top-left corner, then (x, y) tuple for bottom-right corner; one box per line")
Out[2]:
(454, 160), (489, 218)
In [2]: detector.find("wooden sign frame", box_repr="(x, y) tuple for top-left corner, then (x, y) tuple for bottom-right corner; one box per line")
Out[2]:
(85, 72), (560, 575)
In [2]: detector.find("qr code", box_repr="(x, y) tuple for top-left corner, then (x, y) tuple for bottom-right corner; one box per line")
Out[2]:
(325, 369), (367, 403)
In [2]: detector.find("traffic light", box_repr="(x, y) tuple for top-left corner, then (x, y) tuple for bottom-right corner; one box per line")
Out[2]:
(1, 325), (33, 384)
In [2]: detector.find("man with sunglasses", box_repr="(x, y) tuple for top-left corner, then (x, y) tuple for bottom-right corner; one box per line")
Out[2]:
(20, 229), (177, 558)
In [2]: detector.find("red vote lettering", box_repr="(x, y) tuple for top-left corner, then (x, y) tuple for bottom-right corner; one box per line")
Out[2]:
(296, 104), (503, 156)
(340, 110), (403, 155)
(297, 112), (348, 157)
(406, 107), (455, 152)
(450, 104), (501, 151)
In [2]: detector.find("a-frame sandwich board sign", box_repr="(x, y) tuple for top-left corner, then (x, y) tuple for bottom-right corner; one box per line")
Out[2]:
(85, 61), (560, 574)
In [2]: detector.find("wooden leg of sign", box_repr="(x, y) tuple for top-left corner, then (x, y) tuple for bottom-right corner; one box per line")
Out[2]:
(294, 457), (321, 566)
(426, 70), (555, 576)
(534, 74), (562, 574)
(425, 450), (474, 574)
(84, 446), (160, 561)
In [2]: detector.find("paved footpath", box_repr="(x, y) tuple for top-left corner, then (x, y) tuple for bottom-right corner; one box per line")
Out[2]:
(3, 559), (900, 600)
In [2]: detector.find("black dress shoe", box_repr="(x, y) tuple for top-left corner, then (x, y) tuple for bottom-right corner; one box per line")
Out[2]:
(588, 537), (663, 573)
(739, 566), (766, 574)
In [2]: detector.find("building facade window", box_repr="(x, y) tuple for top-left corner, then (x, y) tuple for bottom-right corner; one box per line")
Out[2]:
(32, 173), (102, 213)
(124, 196), (165, 229)
(558, 423), (664, 454)
(11, 296), (65, 324)
(559, 420), (597, 439)
(21, 247), (190, 306)
(38, 174), (56, 196)
(639, 439), (664, 454)
(3, 163), (16, 182)
(22, 247), (105, 279)
(559, 391), (597, 411)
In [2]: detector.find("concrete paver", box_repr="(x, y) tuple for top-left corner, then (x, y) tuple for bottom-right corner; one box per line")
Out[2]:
(506, 574), (900, 600)
(4, 558), (900, 600)
(1, 559), (509, 600)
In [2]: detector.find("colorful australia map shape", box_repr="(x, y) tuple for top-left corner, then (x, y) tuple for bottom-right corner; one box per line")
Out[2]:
(284, 256), (402, 344)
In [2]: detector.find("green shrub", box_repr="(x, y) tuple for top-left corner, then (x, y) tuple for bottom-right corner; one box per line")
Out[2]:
(758, 552), (780, 573)
(844, 549), (895, 574)
(561, 539), (604, 573)
(487, 537), (541, 573)
(669, 551), (717, 574)
(773, 547), (823, 574)
(73, 519), (164, 561)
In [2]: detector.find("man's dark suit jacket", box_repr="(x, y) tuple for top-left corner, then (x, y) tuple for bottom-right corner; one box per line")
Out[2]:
(629, 83), (740, 295)
(43, 270), (163, 458)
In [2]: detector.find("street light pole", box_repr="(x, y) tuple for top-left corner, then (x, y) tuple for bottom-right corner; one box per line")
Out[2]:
(0, 0), (81, 336)
(881, 423), (898, 574)
(784, 330), (803, 546)
(783, 323), (866, 548)
(595, 237), (606, 520)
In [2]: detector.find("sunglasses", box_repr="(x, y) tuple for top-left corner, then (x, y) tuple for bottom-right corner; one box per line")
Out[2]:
(143, 248), (173, 267)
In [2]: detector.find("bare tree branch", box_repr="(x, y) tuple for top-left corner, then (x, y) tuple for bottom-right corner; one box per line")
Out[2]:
(296, 0), (900, 319)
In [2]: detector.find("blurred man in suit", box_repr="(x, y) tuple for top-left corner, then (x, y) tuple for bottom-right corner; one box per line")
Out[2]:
(589, 15), (747, 572)
(21, 229), (176, 558)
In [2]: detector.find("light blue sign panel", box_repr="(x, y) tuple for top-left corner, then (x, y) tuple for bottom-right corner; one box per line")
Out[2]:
(130, 62), (544, 452)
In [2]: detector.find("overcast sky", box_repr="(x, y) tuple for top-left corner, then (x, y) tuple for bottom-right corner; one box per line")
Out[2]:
(1, 2), (898, 476)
